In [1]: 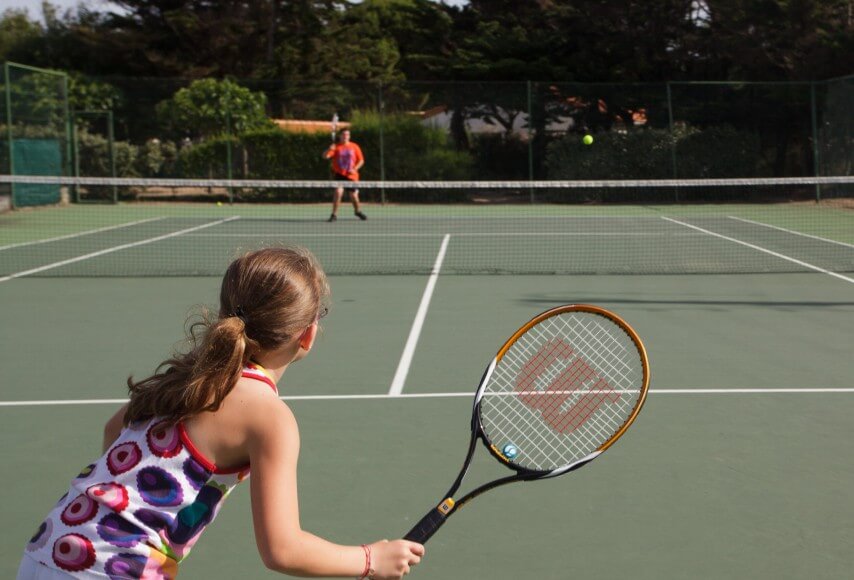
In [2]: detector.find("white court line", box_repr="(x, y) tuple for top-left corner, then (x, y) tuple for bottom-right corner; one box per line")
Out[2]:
(185, 232), (699, 238)
(727, 216), (854, 249)
(0, 217), (240, 283)
(0, 217), (166, 252)
(2, 388), (853, 407)
(188, 232), (448, 238)
(388, 234), (451, 396)
(661, 216), (854, 285)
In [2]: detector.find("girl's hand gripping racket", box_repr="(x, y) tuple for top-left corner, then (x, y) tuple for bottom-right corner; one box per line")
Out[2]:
(404, 304), (650, 544)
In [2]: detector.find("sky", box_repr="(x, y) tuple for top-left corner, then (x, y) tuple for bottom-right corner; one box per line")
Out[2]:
(6, 0), (469, 22)
(6, 0), (103, 16)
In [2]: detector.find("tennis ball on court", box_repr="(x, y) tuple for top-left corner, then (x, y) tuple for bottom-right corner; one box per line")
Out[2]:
(502, 443), (519, 460)
(583, 134), (594, 145)
(216, 201), (223, 206)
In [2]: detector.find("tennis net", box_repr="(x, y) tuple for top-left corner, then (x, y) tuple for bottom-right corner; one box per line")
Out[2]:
(0, 175), (852, 277)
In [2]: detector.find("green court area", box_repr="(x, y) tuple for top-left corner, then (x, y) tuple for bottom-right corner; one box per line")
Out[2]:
(1, 194), (853, 578)
(2, 267), (853, 579)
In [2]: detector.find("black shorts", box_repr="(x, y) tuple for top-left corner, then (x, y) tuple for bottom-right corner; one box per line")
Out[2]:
(333, 173), (359, 193)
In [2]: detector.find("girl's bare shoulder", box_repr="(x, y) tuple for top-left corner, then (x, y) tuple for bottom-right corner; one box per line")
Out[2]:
(225, 377), (297, 435)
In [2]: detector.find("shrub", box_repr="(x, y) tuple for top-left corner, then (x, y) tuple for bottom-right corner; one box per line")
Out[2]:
(344, 110), (473, 202)
(138, 139), (179, 177)
(673, 125), (762, 178)
(156, 78), (272, 140)
(544, 128), (674, 202)
(544, 125), (764, 202)
(75, 128), (139, 177)
(471, 134), (531, 180)
(175, 136), (236, 179)
(545, 128), (675, 181)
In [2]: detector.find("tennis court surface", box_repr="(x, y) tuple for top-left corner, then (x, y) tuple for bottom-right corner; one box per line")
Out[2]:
(2, 177), (853, 579)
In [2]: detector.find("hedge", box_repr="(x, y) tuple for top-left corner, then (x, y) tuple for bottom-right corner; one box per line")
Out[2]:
(176, 111), (474, 202)
(543, 126), (764, 202)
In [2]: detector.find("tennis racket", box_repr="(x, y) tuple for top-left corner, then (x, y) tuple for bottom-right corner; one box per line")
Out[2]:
(331, 113), (339, 143)
(403, 304), (650, 544)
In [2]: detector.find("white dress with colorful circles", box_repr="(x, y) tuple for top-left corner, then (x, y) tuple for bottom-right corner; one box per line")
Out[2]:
(22, 365), (276, 579)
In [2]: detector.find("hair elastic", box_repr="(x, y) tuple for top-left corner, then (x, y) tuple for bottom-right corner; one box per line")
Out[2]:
(233, 306), (249, 325)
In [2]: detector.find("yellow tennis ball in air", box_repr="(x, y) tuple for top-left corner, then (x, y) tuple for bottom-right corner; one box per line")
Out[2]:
(583, 134), (594, 145)
(217, 201), (223, 206)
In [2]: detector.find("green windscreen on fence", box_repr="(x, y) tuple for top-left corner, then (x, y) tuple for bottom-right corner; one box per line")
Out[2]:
(3, 62), (70, 208)
(11, 138), (62, 206)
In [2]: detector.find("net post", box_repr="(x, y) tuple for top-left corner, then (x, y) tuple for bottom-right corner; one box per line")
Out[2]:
(4, 62), (15, 209)
(810, 81), (821, 203)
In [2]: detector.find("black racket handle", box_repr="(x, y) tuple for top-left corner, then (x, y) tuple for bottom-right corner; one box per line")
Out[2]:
(403, 506), (449, 544)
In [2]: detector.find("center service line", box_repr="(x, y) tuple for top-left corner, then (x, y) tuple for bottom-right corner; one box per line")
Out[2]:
(388, 234), (451, 396)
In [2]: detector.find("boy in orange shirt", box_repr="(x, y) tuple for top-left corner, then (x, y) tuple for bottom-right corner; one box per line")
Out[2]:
(323, 129), (366, 221)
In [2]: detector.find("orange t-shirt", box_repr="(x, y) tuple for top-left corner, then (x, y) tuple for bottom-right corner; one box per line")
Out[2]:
(326, 142), (364, 180)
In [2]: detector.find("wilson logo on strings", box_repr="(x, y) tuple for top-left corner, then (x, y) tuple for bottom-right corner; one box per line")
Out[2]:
(515, 338), (621, 434)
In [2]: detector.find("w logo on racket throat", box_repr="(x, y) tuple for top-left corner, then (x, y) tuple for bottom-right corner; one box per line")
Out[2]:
(515, 338), (621, 434)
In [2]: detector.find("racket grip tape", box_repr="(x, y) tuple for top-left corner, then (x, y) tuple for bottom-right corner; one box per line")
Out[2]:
(403, 498), (454, 544)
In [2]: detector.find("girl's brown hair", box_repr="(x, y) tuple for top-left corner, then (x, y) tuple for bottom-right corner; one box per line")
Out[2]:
(124, 247), (329, 425)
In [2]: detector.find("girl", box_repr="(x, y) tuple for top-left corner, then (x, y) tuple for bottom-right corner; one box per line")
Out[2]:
(18, 247), (424, 579)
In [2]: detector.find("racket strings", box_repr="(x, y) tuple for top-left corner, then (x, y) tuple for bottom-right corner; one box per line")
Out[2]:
(479, 312), (644, 471)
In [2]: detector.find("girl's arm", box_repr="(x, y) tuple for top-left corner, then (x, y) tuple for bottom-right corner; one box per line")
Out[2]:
(102, 403), (129, 453)
(246, 395), (423, 578)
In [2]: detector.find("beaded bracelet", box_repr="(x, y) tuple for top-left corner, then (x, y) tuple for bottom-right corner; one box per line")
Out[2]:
(357, 544), (372, 580)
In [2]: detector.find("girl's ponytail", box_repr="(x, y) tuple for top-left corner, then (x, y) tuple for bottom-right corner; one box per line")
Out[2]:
(125, 314), (251, 425)
(125, 247), (328, 425)
(181, 315), (257, 419)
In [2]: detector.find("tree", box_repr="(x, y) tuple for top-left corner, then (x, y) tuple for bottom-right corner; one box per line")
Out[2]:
(156, 78), (272, 140)
(84, 0), (280, 77)
(257, 0), (450, 119)
(343, 0), (455, 80)
(68, 74), (122, 112)
(679, 0), (854, 80)
(0, 9), (44, 63)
